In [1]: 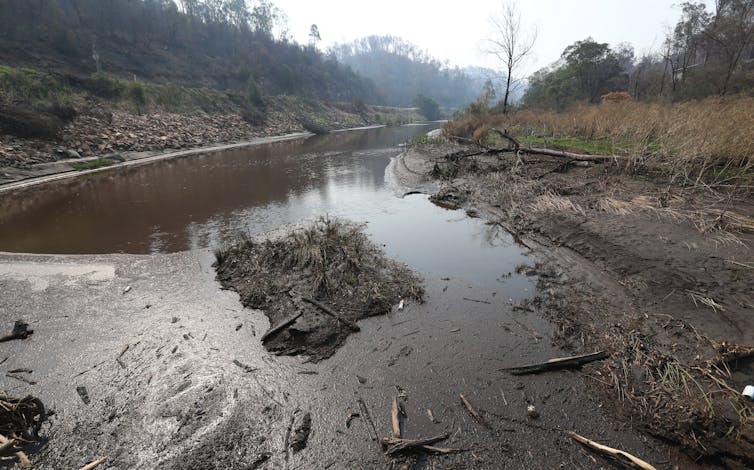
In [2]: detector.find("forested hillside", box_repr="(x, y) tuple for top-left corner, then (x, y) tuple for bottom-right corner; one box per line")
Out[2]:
(523, 1), (754, 109)
(330, 35), (496, 108)
(0, 0), (378, 102)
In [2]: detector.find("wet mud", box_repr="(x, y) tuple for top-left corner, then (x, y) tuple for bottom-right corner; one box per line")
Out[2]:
(405, 141), (754, 468)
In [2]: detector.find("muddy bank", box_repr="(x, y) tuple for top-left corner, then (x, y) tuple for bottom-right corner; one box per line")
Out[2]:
(397, 140), (754, 468)
(1, 248), (693, 469)
(0, 96), (414, 187)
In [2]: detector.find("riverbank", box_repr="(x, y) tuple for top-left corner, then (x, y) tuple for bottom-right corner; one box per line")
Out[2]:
(0, 91), (420, 189)
(395, 139), (754, 468)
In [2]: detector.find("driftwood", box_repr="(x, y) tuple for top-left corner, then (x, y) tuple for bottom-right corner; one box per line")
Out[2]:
(301, 297), (360, 332)
(391, 397), (401, 438)
(260, 311), (303, 342)
(568, 432), (656, 470)
(382, 433), (450, 455)
(79, 456), (108, 470)
(502, 351), (609, 375)
(0, 321), (33, 342)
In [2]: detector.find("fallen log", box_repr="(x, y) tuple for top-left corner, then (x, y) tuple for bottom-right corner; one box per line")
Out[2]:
(301, 296), (360, 332)
(568, 432), (656, 470)
(260, 311), (303, 342)
(450, 129), (629, 162)
(502, 351), (609, 375)
(526, 146), (626, 162)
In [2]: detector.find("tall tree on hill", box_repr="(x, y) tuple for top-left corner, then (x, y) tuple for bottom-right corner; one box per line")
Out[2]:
(704, 0), (754, 94)
(562, 38), (632, 103)
(309, 24), (321, 48)
(485, 0), (536, 113)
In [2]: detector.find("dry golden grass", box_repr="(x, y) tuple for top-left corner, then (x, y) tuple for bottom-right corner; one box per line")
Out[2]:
(445, 95), (754, 187)
(528, 193), (585, 215)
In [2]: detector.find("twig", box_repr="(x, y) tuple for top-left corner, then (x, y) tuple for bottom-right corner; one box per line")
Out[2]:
(79, 456), (108, 470)
(116, 344), (129, 368)
(0, 436), (17, 455)
(568, 432), (656, 470)
(260, 311), (303, 342)
(725, 259), (754, 269)
(382, 433), (450, 455)
(301, 297), (360, 332)
(422, 445), (466, 454)
(459, 394), (490, 429)
(391, 397), (401, 438)
(5, 374), (36, 385)
(0, 435), (29, 468)
(502, 351), (609, 375)
(462, 297), (491, 305)
(232, 359), (257, 373)
(73, 360), (107, 378)
(357, 397), (379, 442)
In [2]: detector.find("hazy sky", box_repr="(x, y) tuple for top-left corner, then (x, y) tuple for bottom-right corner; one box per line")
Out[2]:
(275, 0), (717, 74)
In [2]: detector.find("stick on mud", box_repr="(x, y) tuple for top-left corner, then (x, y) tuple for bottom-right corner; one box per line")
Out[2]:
(502, 351), (609, 375)
(260, 311), (303, 342)
(568, 431), (656, 470)
(301, 296), (360, 332)
(391, 397), (401, 438)
(79, 456), (108, 470)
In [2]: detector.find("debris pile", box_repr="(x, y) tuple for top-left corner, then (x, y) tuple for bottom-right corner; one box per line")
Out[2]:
(215, 217), (424, 361)
(0, 391), (46, 467)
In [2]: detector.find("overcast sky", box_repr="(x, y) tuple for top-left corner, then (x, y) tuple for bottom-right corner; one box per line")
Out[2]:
(274, 0), (717, 75)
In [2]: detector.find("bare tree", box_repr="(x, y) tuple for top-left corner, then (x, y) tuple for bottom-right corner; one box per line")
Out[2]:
(485, 1), (537, 113)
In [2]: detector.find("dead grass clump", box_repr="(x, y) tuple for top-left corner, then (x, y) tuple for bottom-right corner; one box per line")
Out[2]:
(528, 193), (585, 215)
(593, 325), (754, 465)
(597, 195), (754, 244)
(215, 217), (424, 361)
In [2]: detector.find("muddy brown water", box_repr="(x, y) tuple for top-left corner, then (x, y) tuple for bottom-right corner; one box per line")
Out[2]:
(0, 125), (683, 468)
(0, 125), (531, 289)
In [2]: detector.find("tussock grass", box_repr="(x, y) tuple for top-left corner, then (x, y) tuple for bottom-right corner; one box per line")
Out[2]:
(216, 217), (423, 305)
(528, 193), (585, 215)
(214, 217), (424, 360)
(445, 96), (754, 188)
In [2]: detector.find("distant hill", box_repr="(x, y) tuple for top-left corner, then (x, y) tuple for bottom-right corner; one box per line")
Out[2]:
(461, 66), (525, 105)
(330, 36), (493, 108)
(0, 0), (378, 103)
